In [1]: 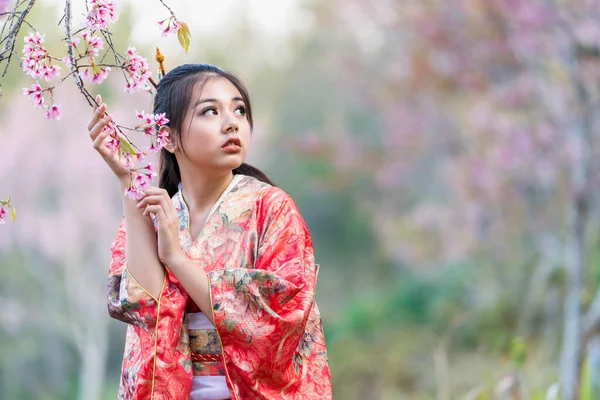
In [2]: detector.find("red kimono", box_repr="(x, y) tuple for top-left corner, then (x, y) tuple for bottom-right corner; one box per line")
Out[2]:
(107, 174), (333, 399)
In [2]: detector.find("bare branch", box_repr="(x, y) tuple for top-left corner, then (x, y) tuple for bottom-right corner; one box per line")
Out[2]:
(0, 0), (36, 65)
(158, 0), (176, 18)
(46, 70), (76, 90)
(64, 0), (89, 103)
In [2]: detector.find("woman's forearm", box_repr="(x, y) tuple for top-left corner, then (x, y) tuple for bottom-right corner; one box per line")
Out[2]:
(120, 180), (165, 300)
(167, 254), (214, 325)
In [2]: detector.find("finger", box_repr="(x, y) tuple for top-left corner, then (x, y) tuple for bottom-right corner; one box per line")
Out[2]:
(93, 94), (101, 112)
(143, 187), (170, 197)
(137, 195), (173, 217)
(87, 102), (108, 131)
(149, 188), (173, 212)
(139, 193), (177, 223)
(142, 205), (167, 223)
(92, 123), (114, 153)
(136, 195), (164, 208)
(89, 114), (112, 142)
(143, 189), (172, 208)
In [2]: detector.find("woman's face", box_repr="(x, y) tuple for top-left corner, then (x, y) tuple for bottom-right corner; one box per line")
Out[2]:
(173, 76), (251, 173)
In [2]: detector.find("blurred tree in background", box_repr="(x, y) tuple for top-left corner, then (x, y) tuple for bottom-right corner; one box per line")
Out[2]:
(2, 0), (600, 399)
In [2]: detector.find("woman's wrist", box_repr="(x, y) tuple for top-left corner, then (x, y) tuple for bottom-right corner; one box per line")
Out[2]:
(164, 250), (189, 272)
(118, 177), (130, 190)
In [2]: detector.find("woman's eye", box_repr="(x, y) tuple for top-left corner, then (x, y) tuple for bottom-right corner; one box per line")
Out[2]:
(202, 108), (217, 116)
(235, 106), (246, 116)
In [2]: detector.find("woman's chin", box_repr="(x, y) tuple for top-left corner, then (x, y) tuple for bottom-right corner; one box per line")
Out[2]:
(218, 156), (245, 171)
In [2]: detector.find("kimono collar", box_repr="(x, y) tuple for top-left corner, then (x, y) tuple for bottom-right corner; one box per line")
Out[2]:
(175, 175), (245, 243)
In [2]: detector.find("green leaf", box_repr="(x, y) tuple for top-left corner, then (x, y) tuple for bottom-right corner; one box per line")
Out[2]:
(177, 22), (191, 53)
(92, 63), (102, 75)
(119, 138), (137, 156)
(10, 206), (16, 223)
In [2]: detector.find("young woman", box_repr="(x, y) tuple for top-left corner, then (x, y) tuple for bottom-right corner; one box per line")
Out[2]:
(88, 64), (333, 399)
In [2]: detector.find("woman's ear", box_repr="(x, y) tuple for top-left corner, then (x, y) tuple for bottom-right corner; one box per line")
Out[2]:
(160, 126), (177, 153)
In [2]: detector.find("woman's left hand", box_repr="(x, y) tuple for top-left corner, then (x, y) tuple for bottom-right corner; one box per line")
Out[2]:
(136, 187), (185, 267)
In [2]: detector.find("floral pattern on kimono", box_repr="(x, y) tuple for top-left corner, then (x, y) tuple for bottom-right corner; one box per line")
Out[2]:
(107, 174), (333, 400)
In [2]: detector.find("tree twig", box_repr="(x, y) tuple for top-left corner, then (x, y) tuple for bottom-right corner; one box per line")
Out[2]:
(158, 0), (176, 17)
(64, 0), (90, 104)
(0, 0), (36, 64)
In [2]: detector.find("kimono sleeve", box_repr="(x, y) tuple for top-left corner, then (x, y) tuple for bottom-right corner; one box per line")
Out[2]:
(106, 220), (187, 332)
(207, 188), (319, 388)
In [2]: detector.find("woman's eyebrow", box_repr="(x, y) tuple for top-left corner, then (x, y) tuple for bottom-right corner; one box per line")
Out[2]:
(193, 97), (245, 107)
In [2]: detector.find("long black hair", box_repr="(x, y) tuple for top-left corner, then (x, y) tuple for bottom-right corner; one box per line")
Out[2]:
(153, 63), (274, 197)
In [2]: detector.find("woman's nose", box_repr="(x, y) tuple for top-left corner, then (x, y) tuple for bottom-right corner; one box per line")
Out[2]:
(224, 115), (239, 133)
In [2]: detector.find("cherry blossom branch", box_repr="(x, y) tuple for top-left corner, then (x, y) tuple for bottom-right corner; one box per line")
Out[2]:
(0, 0), (36, 80)
(64, 0), (88, 102)
(1, 0), (191, 213)
(157, 0), (176, 18)
(156, 0), (190, 50)
(61, 0), (147, 157)
(99, 30), (125, 65)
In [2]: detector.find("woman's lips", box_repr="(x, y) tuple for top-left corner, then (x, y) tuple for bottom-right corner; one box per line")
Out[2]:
(222, 137), (241, 153)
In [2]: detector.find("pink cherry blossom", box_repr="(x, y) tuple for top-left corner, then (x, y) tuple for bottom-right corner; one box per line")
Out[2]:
(125, 163), (158, 199)
(24, 32), (43, 46)
(86, 0), (118, 30)
(154, 113), (168, 126)
(135, 110), (151, 125)
(143, 163), (158, 178)
(157, 17), (180, 37)
(90, 67), (111, 84)
(123, 154), (135, 169)
(62, 57), (73, 68)
(81, 31), (104, 57)
(70, 37), (81, 47)
(99, 123), (118, 151)
(79, 69), (91, 81)
(22, 83), (45, 109)
(134, 173), (149, 190)
(22, 32), (61, 82)
(134, 111), (170, 151)
(157, 130), (169, 149)
(124, 186), (144, 200)
(45, 104), (61, 120)
(123, 47), (151, 93)
(135, 111), (169, 139)
(143, 125), (156, 136)
(0, 206), (6, 224)
(105, 137), (120, 153)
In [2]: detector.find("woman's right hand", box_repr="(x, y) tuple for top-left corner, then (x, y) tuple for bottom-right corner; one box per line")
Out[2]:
(88, 94), (130, 184)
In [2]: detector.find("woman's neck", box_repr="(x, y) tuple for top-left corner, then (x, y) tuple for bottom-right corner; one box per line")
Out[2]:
(179, 169), (234, 214)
